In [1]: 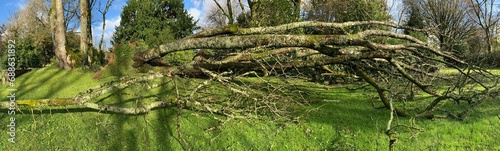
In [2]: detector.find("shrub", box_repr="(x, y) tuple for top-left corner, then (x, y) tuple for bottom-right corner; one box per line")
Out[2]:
(1, 38), (47, 70)
(466, 51), (500, 68)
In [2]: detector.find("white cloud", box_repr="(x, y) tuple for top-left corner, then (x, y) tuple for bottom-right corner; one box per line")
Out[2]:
(111, 0), (126, 10)
(92, 16), (121, 49)
(188, 7), (202, 21)
(16, 1), (27, 10)
(191, 0), (202, 7)
(104, 16), (121, 31)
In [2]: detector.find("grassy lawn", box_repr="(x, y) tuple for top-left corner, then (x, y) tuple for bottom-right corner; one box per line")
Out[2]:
(1, 65), (499, 150)
(439, 68), (500, 75)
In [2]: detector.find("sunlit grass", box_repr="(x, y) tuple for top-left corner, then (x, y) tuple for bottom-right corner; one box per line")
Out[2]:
(439, 68), (500, 75)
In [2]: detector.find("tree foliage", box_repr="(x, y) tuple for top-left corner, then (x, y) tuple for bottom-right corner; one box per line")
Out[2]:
(303, 0), (390, 34)
(245, 0), (299, 27)
(113, 0), (197, 47)
(305, 0), (390, 22)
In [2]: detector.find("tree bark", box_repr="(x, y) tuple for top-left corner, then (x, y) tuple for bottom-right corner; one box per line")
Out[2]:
(80, 0), (93, 66)
(50, 0), (71, 69)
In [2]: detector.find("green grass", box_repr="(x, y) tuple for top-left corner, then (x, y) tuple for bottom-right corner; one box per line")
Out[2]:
(0, 65), (117, 99)
(439, 68), (500, 75)
(1, 66), (499, 150)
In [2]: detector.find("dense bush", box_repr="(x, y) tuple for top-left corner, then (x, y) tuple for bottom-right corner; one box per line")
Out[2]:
(466, 51), (500, 68)
(0, 30), (85, 70)
(0, 38), (48, 70)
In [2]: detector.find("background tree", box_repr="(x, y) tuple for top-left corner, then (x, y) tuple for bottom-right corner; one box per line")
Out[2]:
(415, 0), (475, 57)
(80, 0), (93, 66)
(467, 0), (499, 54)
(62, 0), (82, 31)
(50, 0), (72, 69)
(0, 24), (5, 36)
(1, 0), (54, 69)
(0, 24), (5, 67)
(304, 0), (390, 33)
(205, 0), (243, 28)
(97, 0), (114, 51)
(402, 0), (426, 36)
(113, 0), (197, 47)
(244, 0), (300, 27)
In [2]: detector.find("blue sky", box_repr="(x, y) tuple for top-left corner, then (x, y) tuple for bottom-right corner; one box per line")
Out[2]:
(0, 0), (205, 24)
(0, 0), (206, 48)
(0, 0), (401, 48)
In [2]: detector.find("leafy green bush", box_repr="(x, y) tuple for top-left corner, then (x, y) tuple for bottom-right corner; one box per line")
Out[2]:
(0, 31), (83, 70)
(0, 38), (47, 70)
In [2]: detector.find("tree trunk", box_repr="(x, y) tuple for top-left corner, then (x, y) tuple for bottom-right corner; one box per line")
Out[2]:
(248, 0), (259, 24)
(80, 0), (93, 66)
(486, 31), (492, 53)
(98, 0), (115, 65)
(99, 13), (106, 52)
(50, 0), (71, 69)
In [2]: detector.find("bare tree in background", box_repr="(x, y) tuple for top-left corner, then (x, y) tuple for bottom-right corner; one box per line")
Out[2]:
(205, 0), (244, 28)
(467, 0), (499, 53)
(416, 0), (475, 54)
(63, 0), (80, 31)
(97, 0), (114, 52)
(7, 0), (51, 37)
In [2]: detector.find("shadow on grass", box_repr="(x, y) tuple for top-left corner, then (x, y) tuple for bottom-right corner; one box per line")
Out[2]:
(101, 76), (181, 150)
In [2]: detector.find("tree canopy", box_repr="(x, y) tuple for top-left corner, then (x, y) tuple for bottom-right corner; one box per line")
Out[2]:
(112, 0), (197, 47)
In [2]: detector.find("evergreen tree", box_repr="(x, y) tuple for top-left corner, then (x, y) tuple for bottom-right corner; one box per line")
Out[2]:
(241, 0), (299, 27)
(304, 0), (390, 34)
(113, 0), (197, 47)
(403, 0), (426, 35)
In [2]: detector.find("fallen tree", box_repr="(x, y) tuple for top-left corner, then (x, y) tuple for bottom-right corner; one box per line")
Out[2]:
(4, 21), (499, 120)
(131, 21), (499, 118)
